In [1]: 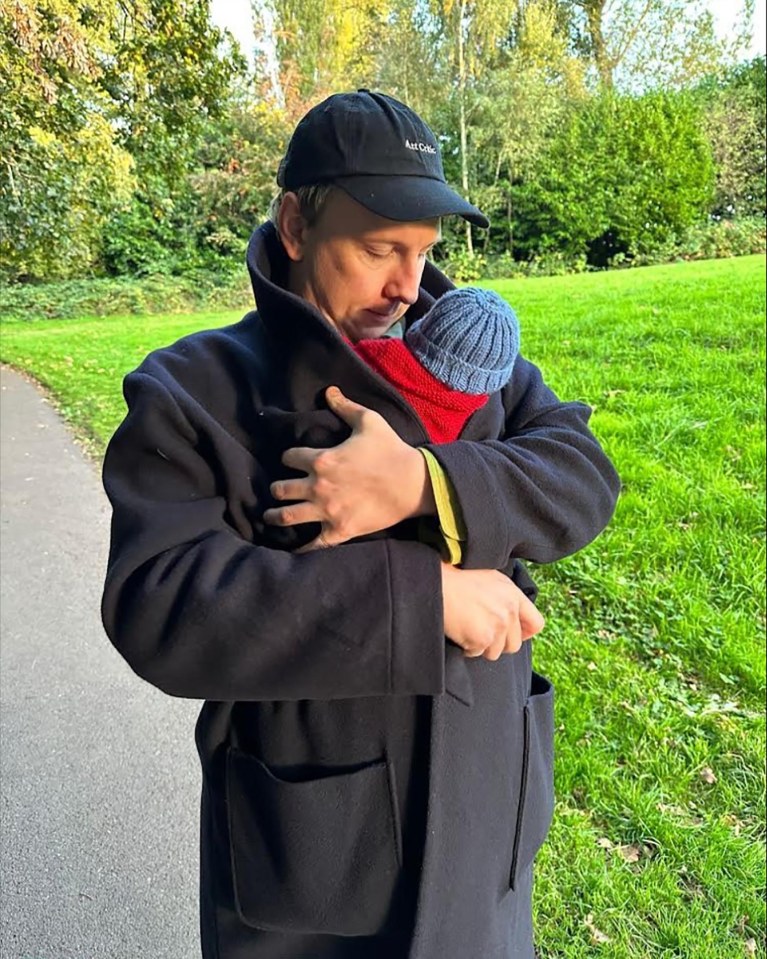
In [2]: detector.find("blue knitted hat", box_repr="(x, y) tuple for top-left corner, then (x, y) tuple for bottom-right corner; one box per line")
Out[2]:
(405, 287), (520, 394)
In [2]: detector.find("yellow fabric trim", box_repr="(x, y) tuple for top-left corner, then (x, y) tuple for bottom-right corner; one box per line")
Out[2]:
(419, 448), (466, 565)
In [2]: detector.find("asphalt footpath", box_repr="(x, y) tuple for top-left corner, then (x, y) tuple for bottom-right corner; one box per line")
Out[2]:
(0, 366), (201, 959)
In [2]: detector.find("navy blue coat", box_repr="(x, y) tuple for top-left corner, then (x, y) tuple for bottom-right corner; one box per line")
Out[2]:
(101, 223), (620, 958)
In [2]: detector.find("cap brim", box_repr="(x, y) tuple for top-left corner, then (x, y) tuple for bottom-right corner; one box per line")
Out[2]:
(334, 175), (489, 228)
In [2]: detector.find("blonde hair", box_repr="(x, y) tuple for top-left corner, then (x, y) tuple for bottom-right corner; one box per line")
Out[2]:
(269, 183), (337, 228)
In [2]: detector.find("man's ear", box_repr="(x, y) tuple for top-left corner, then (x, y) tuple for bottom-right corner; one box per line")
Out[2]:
(277, 192), (308, 262)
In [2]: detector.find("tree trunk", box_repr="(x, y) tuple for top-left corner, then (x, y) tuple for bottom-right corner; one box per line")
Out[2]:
(483, 150), (503, 254)
(585, 0), (613, 90)
(457, 0), (473, 254)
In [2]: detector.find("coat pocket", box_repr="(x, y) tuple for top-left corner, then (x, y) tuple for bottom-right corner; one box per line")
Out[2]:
(226, 747), (402, 936)
(509, 671), (555, 890)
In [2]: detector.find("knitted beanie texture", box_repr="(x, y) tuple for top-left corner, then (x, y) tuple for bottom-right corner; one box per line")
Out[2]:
(404, 287), (520, 394)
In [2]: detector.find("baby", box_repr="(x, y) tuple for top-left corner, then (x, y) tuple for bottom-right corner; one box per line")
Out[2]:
(256, 286), (520, 553)
(353, 286), (519, 442)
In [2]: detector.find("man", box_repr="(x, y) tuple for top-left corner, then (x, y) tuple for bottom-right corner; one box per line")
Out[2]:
(101, 91), (620, 958)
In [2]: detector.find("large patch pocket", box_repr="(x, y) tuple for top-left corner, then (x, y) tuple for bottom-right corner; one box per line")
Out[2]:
(226, 747), (403, 936)
(509, 671), (555, 890)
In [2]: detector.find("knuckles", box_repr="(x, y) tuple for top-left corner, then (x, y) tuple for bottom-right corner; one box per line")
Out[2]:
(276, 507), (294, 526)
(313, 476), (331, 500)
(312, 451), (335, 476)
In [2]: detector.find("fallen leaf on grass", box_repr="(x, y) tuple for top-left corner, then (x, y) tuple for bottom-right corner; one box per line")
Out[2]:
(596, 837), (656, 863)
(699, 767), (717, 785)
(615, 844), (642, 863)
(744, 939), (756, 957)
(587, 661), (598, 671)
(658, 802), (681, 814)
(584, 914), (611, 945)
(723, 814), (745, 836)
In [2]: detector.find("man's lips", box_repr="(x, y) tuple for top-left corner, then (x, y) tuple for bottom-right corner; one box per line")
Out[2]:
(365, 306), (401, 319)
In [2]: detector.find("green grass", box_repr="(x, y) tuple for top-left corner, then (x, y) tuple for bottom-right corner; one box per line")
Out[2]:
(2, 254), (765, 958)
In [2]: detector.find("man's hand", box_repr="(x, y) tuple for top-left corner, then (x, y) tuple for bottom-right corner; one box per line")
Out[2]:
(441, 564), (545, 661)
(263, 387), (436, 550)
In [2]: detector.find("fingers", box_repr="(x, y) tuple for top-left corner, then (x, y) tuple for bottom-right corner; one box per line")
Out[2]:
(325, 386), (372, 431)
(465, 590), (544, 662)
(270, 477), (313, 502)
(482, 635), (507, 662)
(281, 446), (321, 473)
(519, 601), (546, 640)
(262, 502), (323, 527)
(504, 609), (523, 655)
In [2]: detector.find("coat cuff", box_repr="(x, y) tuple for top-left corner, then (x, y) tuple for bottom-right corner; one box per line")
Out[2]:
(386, 539), (445, 696)
(418, 448), (466, 565)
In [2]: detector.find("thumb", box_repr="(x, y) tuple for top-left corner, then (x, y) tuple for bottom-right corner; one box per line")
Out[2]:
(325, 386), (368, 430)
(295, 527), (339, 553)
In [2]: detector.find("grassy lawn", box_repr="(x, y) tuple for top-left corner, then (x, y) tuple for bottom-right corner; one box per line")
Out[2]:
(2, 254), (765, 958)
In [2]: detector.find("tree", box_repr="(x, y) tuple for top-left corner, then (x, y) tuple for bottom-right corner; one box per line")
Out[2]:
(469, 0), (586, 254)
(0, 0), (243, 280)
(370, 0), (446, 122)
(252, 0), (392, 115)
(511, 89), (715, 262)
(188, 89), (294, 261)
(98, 0), (244, 275)
(426, 0), (522, 252)
(698, 56), (766, 218)
(566, 0), (755, 92)
(0, 0), (134, 279)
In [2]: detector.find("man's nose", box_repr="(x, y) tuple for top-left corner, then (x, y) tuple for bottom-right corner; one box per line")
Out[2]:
(383, 258), (423, 306)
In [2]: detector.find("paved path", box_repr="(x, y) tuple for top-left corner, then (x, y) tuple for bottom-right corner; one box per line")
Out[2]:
(0, 366), (201, 959)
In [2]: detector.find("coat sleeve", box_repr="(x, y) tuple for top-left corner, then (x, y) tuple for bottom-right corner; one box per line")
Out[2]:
(101, 371), (445, 702)
(425, 356), (621, 570)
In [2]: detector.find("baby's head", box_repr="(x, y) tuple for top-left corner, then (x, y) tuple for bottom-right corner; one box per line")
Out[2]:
(405, 287), (520, 395)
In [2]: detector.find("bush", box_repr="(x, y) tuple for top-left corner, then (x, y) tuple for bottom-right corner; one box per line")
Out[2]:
(439, 250), (487, 283)
(0, 269), (251, 321)
(511, 89), (716, 264)
(482, 251), (590, 279)
(610, 216), (766, 267)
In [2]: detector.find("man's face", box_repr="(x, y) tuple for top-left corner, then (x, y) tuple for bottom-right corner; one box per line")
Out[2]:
(281, 189), (440, 342)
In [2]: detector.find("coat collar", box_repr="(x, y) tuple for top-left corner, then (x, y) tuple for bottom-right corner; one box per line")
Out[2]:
(245, 221), (456, 443)
(246, 220), (454, 344)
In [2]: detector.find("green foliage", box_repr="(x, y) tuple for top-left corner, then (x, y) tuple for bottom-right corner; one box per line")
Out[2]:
(187, 98), (294, 257)
(0, 0), (135, 280)
(100, 180), (216, 276)
(0, 0), (241, 282)
(1, 257), (764, 958)
(481, 250), (591, 279)
(566, 0), (744, 92)
(1, 0), (761, 281)
(0, 269), (250, 321)
(440, 249), (487, 283)
(697, 56), (766, 219)
(511, 90), (716, 264)
(478, 216), (766, 276)
(94, 1), (244, 278)
(617, 215), (767, 266)
(0, 117), (134, 281)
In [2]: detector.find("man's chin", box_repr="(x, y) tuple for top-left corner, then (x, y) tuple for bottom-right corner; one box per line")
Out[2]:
(345, 310), (402, 342)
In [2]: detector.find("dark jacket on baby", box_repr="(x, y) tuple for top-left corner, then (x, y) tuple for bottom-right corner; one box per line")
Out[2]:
(100, 221), (620, 959)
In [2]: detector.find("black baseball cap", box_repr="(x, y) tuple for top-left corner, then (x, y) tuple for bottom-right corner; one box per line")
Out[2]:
(277, 90), (489, 228)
